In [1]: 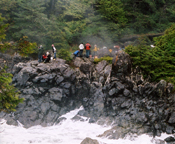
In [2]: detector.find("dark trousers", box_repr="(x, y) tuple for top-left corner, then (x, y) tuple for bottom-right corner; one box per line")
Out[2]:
(38, 54), (42, 62)
(44, 57), (50, 63)
(86, 50), (90, 58)
(80, 50), (83, 57)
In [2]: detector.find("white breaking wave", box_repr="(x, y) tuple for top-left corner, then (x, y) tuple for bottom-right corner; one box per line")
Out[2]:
(0, 106), (171, 144)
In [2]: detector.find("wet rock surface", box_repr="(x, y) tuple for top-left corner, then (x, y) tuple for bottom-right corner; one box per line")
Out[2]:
(0, 52), (174, 141)
(80, 137), (99, 144)
(164, 136), (175, 143)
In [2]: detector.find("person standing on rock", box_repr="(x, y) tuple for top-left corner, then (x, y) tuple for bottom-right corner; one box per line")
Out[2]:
(93, 44), (98, 58)
(85, 42), (91, 58)
(52, 44), (56, 60)
(38, 45), (43, 63)
(79, 42), (84, 57)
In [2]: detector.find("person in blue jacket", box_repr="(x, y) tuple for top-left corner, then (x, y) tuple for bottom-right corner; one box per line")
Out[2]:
(73, 50), (79, 58)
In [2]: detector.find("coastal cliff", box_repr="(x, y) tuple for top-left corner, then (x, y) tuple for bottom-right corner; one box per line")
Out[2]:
(0, 51), (174, 140)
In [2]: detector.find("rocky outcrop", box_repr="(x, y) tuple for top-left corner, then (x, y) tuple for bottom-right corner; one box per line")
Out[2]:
(0, 51), (174, 139)
(112, 50), (131, 78)
(80, 137), (99, 144)
(0, 53), (31, 72)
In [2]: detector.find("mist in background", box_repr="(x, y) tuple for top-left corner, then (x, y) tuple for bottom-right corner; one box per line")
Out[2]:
(0, 0), (127, 50)
(1, 0), (173, 50)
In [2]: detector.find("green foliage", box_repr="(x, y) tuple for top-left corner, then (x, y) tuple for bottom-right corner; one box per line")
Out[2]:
(58, 48), (72, 63)
(93, 56), (113, 64)
(47, 19), (69, 49)
(153, 24), (175, 84)
(0, 14), (9, 42)
(125, 25), (175, 85)
(0, 0), (16, 14)
(15, 36), (37, 57)
(9, 0), (51, 44)
(0, 0), (16, 27)
(70, 45), (79, 53)
(120, 0), (173, 33)
(0, 36), (37, 57)
(97, 0), (127, 25)
(0, 66), (24, 112)
(0, 12), (37, 56)
(124, 38), (156, 78)
(1, 0), (175, 49)
(154, 24), (175, 54)
(0, 42), (12, 53)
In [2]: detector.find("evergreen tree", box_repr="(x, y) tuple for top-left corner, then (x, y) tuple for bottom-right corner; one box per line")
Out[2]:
(120, 0), (175, 33)
(54, 0), (90, 45)
(97, 0), (127, 24)
(125, 24), (175, 85)
(1, 0), (175, 49)
(0, 14), (8, 42)
(0, 0), (16, 19)
(9, 0), (51, 45)
(0, 66), (24, 112)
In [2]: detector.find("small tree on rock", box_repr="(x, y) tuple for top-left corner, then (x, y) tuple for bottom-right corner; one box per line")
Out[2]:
(0, 66), (24, 112)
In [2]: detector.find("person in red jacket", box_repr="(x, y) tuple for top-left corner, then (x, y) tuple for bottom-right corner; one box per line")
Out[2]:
(85, 42), (91, 58)
(42, 53), (47, 62)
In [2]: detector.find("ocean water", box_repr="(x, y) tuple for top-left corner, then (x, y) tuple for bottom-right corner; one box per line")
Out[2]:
(0, 107), (170, 144)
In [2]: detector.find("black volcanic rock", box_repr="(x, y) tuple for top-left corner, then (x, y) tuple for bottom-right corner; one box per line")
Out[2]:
(164, 136), (175, 143)
(0, 52), (174, 139)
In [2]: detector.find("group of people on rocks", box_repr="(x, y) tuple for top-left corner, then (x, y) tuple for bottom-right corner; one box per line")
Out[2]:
(38, 44), (56, 63)
(74, 42), (98, 58)
(38, 42), (99, 63)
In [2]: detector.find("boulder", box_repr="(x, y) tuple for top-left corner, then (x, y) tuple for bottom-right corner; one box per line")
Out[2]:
(164, 136), (175, 143)
(80, 137), (99, 144)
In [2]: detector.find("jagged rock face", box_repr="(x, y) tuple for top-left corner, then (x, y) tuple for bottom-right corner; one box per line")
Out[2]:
(112, 51), (131, 78)
(0, 52), (174, 139)
(0, 53), (31, 72)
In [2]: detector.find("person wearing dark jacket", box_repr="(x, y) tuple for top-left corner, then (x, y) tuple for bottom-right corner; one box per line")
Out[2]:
(44, 52), (51, 63)
(85, 42), (91, 58)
